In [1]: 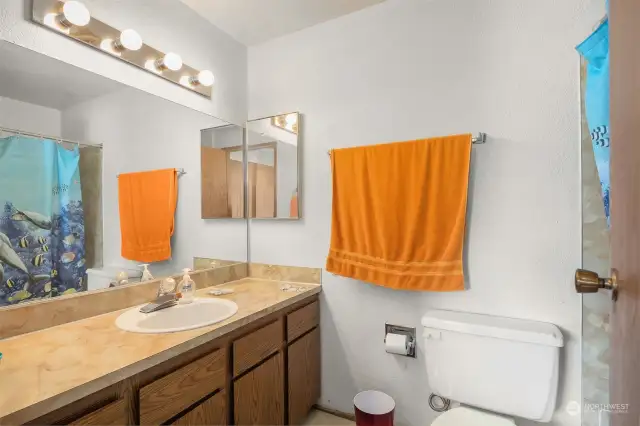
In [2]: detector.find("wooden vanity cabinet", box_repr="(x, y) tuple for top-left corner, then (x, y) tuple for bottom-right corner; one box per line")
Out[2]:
(286, 301), (321, 425)
(234, 352), (285, 425)
(288, 327), (321, 425)
(68, 399), (128, 426)
(28, 296), (320, 426)
(171, 391), (227, 425)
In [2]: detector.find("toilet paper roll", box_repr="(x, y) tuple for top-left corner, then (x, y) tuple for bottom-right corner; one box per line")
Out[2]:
(385, 333), (409, 355)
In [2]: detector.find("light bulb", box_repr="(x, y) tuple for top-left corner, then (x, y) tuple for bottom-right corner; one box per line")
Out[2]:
(188, 70), (214, 87)
(115, 29), (143, 51)
(100, 38), (121, 56)
(197, 70), (214, 87)
(44, 13), (70, 34)
(145, 59), (162, 74)
(59, 1), (90, 27)
(285, 113), (297, 126)
(155, 52), (183, 71)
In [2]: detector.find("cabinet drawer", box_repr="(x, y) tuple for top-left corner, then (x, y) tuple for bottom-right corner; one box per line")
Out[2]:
(70, 399), (127, 426)
(233, 319), (283, 376)
(287, 301), (319, 341)
(140, 349), (226, 425)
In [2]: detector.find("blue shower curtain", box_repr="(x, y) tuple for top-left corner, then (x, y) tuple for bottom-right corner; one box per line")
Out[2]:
(577, 19), (610, 225)
(0, 136), (87, 306)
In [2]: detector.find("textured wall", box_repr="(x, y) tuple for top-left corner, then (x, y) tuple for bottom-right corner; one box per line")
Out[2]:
(248, 0), (603, 424)
(0, 96), (61, 136)
(0, 0), (247, 124)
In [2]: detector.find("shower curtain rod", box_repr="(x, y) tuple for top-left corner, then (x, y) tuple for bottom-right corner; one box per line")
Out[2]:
(327, 132), (487, 155)
(0, 126), (103, 148)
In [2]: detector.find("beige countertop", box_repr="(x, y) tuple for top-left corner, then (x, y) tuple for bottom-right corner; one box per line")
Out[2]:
(0, 278), (321, 424)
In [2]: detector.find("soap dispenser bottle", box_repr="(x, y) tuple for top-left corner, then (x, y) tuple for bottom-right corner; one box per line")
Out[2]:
(139, 264), (154, 282)
(179, 268), (195, 304)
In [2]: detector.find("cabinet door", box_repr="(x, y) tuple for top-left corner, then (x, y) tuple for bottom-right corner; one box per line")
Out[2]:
(172, 391), (227, 426)
(288, 328), (321, 425)
(234, 353), (284, 425)
(69, 399), (128, 425)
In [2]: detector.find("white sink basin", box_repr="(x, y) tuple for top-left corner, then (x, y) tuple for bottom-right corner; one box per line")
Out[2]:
(115, 298), (238, 333)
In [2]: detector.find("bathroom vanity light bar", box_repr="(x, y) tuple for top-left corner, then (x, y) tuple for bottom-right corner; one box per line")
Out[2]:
(32, 0), (214, 98)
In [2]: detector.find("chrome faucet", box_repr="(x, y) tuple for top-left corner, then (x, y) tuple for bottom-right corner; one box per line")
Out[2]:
(140, 277), (179, 314)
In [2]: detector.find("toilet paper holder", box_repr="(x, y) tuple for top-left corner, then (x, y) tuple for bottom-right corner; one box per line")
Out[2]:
(385, 323), (416, 358)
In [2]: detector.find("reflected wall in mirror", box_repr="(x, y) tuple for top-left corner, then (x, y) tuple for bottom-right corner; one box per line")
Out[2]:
(0, 41), (247, 309)
(246, 112), (300, 219)
(200, 125), (245, 218)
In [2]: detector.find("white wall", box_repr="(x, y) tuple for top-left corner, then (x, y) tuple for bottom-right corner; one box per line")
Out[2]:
(248, 0), (603, 425)
(62, 88), (247, 277)
(0, 96), (61, 136)
(0, 0), (247, 124)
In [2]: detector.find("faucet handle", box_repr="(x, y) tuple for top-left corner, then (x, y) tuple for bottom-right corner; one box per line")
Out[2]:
(157, 277), (177, 298)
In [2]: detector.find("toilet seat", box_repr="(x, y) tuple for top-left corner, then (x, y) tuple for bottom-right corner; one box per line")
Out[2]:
(431, 407), (516, 426)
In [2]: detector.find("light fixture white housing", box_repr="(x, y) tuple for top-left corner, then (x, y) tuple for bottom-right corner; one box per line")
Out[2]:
(114, 29), (143, 51)
(34, 0), (212, 98)
(58, 1), (90, 27)
(154, 52), (183, 72)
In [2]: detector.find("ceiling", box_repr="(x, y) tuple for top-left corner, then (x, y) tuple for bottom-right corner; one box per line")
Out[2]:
(0, 41), (123, 110)
(180, 0), (386, 45)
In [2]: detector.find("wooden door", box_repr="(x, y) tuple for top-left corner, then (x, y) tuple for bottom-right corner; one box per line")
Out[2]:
(255, 164), (276, 218)
(609, 1), (640, 424)
(288, 328), (321, 425)
(227, 159), (244, 218)
(201, 147), (229, 218)
(234, 353), (284, 425)
(172, 391), (227, 426)
(247, 162), (258, 218)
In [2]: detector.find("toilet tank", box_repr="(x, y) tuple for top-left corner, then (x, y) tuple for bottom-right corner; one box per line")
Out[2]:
(421, 310), (563, 422)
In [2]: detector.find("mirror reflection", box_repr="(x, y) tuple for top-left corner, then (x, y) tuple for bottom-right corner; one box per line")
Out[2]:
(0, 41), (247, 308)
(200, 125), (245, 218)
(246, 112), (300, 219)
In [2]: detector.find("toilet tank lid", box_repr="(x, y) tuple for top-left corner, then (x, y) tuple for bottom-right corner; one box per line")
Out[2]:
(421, 310), (564, 347)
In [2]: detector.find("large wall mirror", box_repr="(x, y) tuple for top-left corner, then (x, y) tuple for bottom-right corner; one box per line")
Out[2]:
(0, 41), (247, 308)
(246, 112), (301, 219)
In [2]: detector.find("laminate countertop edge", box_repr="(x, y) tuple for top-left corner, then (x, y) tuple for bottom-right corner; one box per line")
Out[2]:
(0, 281), (321, 425)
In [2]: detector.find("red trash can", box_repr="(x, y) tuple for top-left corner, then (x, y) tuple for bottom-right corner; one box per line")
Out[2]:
(354, 390), (395, 426)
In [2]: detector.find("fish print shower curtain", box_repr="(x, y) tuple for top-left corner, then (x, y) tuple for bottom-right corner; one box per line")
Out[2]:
(577, 19), (610, 225)
(0, 136), (87, 306)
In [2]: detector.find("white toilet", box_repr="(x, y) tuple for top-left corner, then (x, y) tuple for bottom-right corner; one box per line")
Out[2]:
(421, 310), (564, 425)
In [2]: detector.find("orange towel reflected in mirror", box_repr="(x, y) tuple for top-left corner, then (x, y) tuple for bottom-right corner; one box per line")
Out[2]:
(118, 168), (178, 262)
(326, 134), (472, 291)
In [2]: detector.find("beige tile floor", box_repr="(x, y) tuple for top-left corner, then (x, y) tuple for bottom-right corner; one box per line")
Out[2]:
(303, 409), (355, 425)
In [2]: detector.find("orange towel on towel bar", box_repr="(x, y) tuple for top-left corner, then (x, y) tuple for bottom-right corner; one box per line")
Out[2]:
(118, 168), (178, 262)
(326, 134), (472, 291)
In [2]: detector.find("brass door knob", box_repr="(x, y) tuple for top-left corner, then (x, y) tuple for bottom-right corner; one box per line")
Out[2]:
(575, 268), (618, 301)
